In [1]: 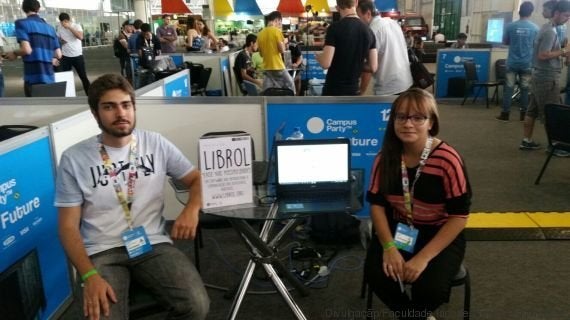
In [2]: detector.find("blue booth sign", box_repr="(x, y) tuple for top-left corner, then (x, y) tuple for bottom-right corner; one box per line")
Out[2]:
(164, 72), (190, 97)
(266, 100), (394, 216)
(435, 49), (491, 98)
(0, 133), (72, 319)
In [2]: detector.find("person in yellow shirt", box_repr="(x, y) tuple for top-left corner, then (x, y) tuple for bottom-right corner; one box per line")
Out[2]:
(256, 11), (295, 94)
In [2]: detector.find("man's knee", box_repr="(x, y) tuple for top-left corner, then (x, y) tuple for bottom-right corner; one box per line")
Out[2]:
(169, 293), (210, 320)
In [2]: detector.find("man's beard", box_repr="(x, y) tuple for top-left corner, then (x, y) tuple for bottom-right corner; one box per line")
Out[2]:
(98, 118), (136, 138)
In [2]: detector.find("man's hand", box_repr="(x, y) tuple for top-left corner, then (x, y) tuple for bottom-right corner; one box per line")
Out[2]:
(171, 209), (199, 240)
(83, 274), (117, 320)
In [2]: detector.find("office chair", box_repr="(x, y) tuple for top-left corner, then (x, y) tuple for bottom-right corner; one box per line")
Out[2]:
(361, 262), (471, 320)
(461, 60), (501, 108)
(0, 125), (38, 142)
(190, 64), (212, 96)
(262, 87), (295, 96)
(534, 104), (570, 184)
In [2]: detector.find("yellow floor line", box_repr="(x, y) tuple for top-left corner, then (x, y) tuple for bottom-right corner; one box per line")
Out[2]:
(467, 213), (539, 228)
(526, 213), (570, 228)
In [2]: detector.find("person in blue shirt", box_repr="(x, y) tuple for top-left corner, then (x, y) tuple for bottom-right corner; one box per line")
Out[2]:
(496, 1), (538, 122)
(6, 0), (61, 97)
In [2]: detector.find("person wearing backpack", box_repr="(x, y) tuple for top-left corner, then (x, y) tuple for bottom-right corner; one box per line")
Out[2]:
(116, 20), (132, 78)
(135, 23), (161, 87)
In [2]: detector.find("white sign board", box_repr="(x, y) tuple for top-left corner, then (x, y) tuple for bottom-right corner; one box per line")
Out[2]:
(199, 134), (253, 209)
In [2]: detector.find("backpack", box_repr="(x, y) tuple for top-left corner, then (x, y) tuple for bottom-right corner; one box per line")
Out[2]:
(113, 34), (128, 58)
(410, 59), (434, 89)
(139, 45), (154, 69)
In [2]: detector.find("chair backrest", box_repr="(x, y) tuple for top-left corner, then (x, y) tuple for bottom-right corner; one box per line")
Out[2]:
(463, 60), (478, 82)
(544, 104), (570, 151)
(495, 59), (507, 83)
(188, 63), (205, 86)
(198, 67), (212, 89)
(242, 80), (259, 96)
(30, 82), (67, 97)
(262, 87), (294, 96)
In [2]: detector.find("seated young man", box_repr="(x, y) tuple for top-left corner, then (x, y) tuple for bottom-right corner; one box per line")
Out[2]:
(234, 34), (262, 95)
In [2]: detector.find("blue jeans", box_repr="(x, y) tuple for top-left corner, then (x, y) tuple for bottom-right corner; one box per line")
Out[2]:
(502, 66), (532, 113)
(89, 243), (209, 320)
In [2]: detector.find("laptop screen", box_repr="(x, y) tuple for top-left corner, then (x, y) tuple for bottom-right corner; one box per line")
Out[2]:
(275, 139), (350, 186)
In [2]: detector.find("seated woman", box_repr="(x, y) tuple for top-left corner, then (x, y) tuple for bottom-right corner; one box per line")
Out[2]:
(365, 88), (471, 319)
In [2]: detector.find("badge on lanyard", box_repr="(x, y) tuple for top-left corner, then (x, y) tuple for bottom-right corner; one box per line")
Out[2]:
(394, 223), (419, 253)
(122, 226), (152, 258)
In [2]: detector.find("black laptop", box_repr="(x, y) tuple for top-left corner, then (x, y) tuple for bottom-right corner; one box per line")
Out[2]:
(275, 138), (352, 214)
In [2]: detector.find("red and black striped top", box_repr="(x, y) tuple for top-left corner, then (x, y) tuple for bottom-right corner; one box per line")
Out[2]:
(367, 142), (471, 226)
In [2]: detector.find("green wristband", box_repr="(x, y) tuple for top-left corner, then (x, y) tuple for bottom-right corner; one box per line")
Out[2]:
(81, 268), (98, 282)
(382, 241), (396, 251)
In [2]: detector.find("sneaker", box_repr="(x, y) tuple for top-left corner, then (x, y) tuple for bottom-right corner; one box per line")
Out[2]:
(547, 147), (570, 157)
(520, 111), (526, 121)
(520, 140), (541, 150)
(495, 112), (509, 122)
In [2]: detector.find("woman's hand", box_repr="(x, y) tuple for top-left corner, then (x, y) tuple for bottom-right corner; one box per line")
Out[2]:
(403, 255), (429, 283)
(382, 247), (405, 282)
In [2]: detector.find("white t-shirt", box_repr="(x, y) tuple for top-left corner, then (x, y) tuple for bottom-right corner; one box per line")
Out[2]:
(370, 17), (413, 95)
(54, 129), (194, 256)
(57, 22), (83, 57)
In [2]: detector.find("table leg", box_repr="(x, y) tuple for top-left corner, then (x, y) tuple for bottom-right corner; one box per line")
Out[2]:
(260, 263), (308, 320)
(227, 259), (257, 320)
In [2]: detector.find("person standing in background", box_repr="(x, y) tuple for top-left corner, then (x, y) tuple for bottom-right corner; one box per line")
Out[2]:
(57, 12), (90, 95)
(496, 1), (538, 122)
(6, 0), (61, 97)
(117, 20), (132, 78)
(357, 0), (411, 96)
(0, 29), (7, 97)
(519, 0), (570, 156)
(156, 14), (177, 54)
(317, 0), (377, 96)
(128, 19), (143, 54)
(257, 11), (295, 94)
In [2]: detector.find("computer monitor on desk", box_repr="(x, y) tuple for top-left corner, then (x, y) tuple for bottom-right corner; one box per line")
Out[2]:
(274, 138), (352, 214)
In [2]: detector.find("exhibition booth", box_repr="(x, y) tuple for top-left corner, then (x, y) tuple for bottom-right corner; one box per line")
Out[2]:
(0, 90), (394, 318)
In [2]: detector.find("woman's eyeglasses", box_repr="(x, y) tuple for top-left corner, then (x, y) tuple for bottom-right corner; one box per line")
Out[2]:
(394, 113), (429, 125)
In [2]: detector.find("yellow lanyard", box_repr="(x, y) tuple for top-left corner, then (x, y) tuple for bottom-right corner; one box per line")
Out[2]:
(400, 136), (433, 227)
(98, 135), (138, 230)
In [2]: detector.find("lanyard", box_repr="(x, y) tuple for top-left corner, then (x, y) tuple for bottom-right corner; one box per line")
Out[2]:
(99, 135), (138, 230)
(400, 136), (433, 227)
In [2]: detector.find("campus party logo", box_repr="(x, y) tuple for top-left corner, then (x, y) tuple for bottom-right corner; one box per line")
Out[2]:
(0, 178), (17, 205)
(305, 117), (380, 147)
(307, 117), (358, 134)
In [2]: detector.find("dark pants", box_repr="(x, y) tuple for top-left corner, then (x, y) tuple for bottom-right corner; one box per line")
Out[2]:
(365, 227), (465, 319)
(61, 55), (90, 95)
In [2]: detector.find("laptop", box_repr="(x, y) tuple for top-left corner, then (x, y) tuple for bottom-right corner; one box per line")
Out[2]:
(30, 82), (67, 97)
(275, 138), (352, 214)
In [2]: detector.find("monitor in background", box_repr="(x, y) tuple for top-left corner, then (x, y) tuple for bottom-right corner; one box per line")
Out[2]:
(0, 249), (46, 320)
(486, 18), (504, 43)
